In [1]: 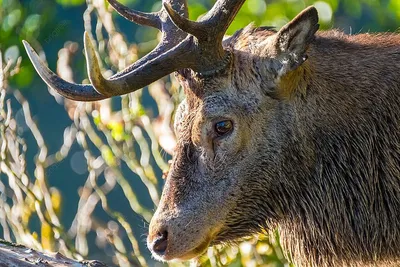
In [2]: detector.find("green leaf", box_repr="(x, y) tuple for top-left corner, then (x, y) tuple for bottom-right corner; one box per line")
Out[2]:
(2, 9), (21, 32)
(55, 0), (85, 7)
(23, 14), (41, 33)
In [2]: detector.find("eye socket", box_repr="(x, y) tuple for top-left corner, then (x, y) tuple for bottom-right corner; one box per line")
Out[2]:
(214, 120), (233, 137)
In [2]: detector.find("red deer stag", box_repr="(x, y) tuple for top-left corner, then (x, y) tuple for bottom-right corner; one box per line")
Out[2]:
(23, 0), (400, 266)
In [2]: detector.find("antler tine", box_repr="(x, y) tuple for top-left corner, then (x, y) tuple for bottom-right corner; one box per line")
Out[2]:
(23, 40), (106, 101)
(201, 0), (246, 39)
(159, 0), (245, 74)
(163, 3), (208, 39)
(107, 0), (189, 31)
(107, 0), (161, 29)
(164, 0), (245, 43)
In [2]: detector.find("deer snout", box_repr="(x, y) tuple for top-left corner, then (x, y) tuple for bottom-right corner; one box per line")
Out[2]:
(148, 227), (169, 256)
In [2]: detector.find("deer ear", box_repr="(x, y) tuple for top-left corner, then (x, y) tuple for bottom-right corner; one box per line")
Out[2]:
(273, 6), (319, 72)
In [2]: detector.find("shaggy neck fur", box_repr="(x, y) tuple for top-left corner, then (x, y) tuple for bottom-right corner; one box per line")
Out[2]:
(272, 32), (400, 267)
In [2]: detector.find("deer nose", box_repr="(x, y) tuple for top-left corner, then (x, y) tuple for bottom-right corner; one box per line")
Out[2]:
(151, 230), (169, 256)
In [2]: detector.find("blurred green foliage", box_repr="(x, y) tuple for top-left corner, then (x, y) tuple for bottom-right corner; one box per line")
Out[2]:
(1, 0), (400, 266)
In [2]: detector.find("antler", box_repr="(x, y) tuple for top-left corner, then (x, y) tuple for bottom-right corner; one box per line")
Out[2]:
(23, 0), (245, 101)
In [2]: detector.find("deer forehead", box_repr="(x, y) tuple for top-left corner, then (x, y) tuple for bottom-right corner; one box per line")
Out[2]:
(202, 91), (263, 116)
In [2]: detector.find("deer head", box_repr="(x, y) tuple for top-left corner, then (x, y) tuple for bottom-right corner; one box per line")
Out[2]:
(24, 0), (319, 262)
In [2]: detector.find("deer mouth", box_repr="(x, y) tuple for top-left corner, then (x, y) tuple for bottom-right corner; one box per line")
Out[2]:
(173, 236), (212, 261)
(154, 227), (223, 261)
(154, 234), (212, 261)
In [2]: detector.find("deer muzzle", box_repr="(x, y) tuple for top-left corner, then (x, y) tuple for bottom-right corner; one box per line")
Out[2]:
(147, 210), (221, 261)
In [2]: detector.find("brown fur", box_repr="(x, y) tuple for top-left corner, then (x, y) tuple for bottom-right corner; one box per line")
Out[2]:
(148, 7), (400, 267)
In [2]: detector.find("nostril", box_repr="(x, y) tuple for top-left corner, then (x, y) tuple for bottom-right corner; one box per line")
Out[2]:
(152, 230), (168, 255)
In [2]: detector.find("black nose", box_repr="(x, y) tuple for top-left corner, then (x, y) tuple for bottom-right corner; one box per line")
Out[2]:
(152, 230), (168, 255)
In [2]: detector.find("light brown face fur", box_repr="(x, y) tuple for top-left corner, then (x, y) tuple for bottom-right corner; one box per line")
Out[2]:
(147, 71), (267, 261)
(148, 6), (400, 267)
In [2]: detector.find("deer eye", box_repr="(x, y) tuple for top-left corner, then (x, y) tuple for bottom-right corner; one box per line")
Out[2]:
(214, 120), (233, 137)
